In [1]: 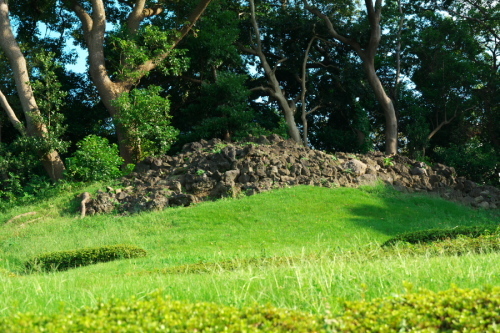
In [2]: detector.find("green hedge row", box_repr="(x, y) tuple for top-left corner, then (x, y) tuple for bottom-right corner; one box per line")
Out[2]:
(25, 244), (147, 272)
(382, 224), (499, 247)
(0, 293), (325, 332)
(1, 287), (500, 332)
(333, 286), (500, 332)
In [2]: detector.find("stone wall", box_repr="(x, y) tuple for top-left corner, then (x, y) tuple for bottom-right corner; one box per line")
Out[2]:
(85, 134), (500, 215)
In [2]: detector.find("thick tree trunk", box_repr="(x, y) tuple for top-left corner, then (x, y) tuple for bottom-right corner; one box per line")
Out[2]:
(69, 0), (212, 164)
(0, 0), (65, 181)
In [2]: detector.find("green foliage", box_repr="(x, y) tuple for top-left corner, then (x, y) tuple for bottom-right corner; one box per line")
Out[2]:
(434, 139), (499, 185)
(0, 50), (69, 201)
(153, 256), (296, 275)
(382, 225), (499, 247)
(112, 85), (179, 162)
(0, 142), (54, 205)
(180, 72), (262, 141)
(2, 286), (500, 332)
(108, 25), (188, 80)
(330, 286), (500, 332)
(66, 135), (124, 182)
(25, 244), (147, 272)
(0, 292), (326, 332)
(391, 234), (500, 257)
(383, 157), (394, 167)
(31, 50), (68, 146)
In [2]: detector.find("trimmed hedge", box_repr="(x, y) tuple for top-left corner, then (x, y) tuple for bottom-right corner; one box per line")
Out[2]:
(1, 287), (500, 332)
(0, 293), (326, 332)
(330, 286), (500, 332)
(382, 225), (499, 247)
(385, 234), (500, 257)
(25, 244), (147, 272)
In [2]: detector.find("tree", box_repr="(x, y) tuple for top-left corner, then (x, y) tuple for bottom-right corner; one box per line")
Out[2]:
(303, 0), (399, 154)
(241, 0), (325, 145)
(0, 0), (65, 181)
(63, 0), (212, 164)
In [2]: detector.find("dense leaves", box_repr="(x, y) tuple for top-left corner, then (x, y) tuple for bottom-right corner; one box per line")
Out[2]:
(0, 0), (498, 195)
(66, 135), (124, 182)
(1, 287), (500, 332)
(25, 244), (147, 272)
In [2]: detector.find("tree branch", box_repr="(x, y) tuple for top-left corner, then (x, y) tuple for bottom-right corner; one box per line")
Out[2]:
(121, 0), (212, 86)
(127, 0), (147, 34)
(0, 89), (24, 134)
(67, 0), (93, 36)
(302, 0), (363, 54)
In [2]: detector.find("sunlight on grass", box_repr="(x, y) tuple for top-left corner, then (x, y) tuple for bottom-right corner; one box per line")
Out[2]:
(0, 184), (498, 317)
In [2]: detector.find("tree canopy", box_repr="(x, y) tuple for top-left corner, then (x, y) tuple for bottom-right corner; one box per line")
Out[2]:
(0, 0), (498, 200)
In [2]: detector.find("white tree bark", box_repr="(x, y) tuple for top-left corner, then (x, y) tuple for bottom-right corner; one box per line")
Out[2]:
(0, 0), (66, 181)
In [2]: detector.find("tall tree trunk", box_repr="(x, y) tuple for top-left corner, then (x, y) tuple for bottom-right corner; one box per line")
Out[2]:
(363, 61), (398, 155)
(248, 0), (303, 144)
(0, 0), (65, 181)
(304, 0), (398, 154)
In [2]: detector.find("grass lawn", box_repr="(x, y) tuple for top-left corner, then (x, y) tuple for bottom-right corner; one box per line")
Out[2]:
(0, 183), (499, 316)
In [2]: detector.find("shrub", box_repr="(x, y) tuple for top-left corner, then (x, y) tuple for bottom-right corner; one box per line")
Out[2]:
(66, 135), (124, 182)
(2, 287), (500, 332)
(385, 234), (500, 257)
(329, 286), (500, 332)
(0, 292), (326, 332)
(25, 244), (146, 272)
(382, 225), (499, 247)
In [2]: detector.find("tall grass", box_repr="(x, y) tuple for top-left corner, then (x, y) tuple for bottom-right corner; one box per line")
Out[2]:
(0, 184), (498, 317)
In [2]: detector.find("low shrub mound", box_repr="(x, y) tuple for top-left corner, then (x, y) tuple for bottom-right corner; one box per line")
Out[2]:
(331, 286), (500, 332)
(1, 287), (500, 332)
(25, 244), (146, 272)
(0, 293), (326, 332)
(389, 234), (500, 257)
(382, 225), (499, 247)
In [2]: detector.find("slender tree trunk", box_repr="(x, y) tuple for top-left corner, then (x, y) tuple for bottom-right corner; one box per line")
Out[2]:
(0, 0), (65, 181)
(363, 61), (398, 154)
(248, 0), (303, 144)
(304, 0), (398, 154)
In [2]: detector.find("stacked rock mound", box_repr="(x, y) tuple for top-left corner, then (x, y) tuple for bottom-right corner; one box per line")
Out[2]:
(85, 134), (499, 215)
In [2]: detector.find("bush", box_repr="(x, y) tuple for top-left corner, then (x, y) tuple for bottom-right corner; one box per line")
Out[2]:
(385, 234), (500, 257)
(2, 287), (500, 332)
(382, 225), (500, 247)
(434, 139), (499, 185)
(0, 292), (326, 332)
(330, 286), (500, 332)
(66, 135), (124, 182)
(25, 244), (146, 272)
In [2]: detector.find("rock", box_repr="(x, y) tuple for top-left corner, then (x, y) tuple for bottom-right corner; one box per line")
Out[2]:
(169, 194), (197, 207)
(84, 136), (500, 215)
(478, 201), (490, 209)
(342, 159), (367, 176)
(410, 167), (427, 176)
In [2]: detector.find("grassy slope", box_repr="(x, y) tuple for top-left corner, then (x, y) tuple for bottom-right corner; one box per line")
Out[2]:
(0, 184), (499, 316)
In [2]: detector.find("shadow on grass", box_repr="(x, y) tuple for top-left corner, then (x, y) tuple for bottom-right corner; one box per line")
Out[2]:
(346, 184), (499, 241)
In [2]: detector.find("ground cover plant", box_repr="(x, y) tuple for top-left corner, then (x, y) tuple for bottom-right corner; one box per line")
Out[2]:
(0, 183), (499, 330)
